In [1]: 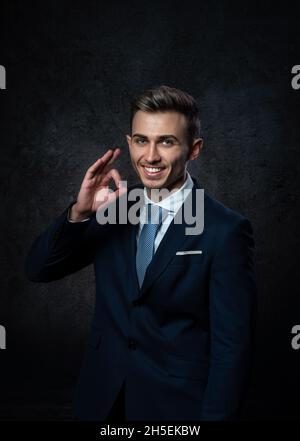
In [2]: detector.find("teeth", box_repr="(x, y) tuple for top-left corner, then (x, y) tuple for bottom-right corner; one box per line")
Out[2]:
(145, 167), (162, 172)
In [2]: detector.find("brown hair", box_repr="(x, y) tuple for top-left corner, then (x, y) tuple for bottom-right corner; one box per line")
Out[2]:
(129, 85), (201, 148)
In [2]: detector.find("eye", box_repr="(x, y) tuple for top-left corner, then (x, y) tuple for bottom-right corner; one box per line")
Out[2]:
(162, 139), (174, 145)
(135, 138), (146, 144)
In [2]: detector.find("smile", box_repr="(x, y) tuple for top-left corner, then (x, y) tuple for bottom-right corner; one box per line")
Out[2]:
(141, 166), (165, 177)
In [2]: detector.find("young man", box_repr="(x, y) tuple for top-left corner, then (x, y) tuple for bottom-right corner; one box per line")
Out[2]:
(26, 85), (257, 421)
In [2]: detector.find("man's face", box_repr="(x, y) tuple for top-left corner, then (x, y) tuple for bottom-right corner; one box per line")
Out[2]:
(126, 110), (202, 197)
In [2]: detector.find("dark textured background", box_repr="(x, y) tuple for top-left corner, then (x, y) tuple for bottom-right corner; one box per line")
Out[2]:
(0, 0), (299, 420)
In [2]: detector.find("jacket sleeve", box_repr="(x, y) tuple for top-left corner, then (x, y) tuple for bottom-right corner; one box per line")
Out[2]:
(200, 217), (257, 420)
(25, 201), (111, 282)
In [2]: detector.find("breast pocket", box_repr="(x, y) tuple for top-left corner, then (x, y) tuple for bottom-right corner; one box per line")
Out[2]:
(165, 353), (209, 381)
(170, 252), (204, 265)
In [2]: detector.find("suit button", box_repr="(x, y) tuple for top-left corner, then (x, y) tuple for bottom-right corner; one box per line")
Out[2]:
(128, 338), (137, 350)
(132, 298), (141, 306)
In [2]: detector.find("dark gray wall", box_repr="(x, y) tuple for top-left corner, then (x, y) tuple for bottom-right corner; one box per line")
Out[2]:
(0, 0), (299, 419)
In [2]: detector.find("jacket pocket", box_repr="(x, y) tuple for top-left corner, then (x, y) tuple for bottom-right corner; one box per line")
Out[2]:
(169, 253), (204, 265)
(165, 353), (209, 381)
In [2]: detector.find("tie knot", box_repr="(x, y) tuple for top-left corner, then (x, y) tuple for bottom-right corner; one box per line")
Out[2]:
(145, 204), (164, 225)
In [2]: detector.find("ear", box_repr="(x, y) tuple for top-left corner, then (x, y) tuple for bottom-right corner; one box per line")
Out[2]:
(188, 138), (203, 161)
(126, 134), (132, 147)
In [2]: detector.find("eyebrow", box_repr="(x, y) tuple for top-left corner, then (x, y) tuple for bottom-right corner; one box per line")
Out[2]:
(132, 133), (179, 142)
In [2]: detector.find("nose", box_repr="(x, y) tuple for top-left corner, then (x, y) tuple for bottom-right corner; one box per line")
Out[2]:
(145, 142), (161, 163)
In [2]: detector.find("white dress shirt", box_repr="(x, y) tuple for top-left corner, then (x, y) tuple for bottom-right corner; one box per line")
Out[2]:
(136, 170), (194, 253)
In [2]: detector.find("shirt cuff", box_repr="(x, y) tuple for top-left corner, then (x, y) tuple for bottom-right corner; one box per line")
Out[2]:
(67, 206), (91, 223)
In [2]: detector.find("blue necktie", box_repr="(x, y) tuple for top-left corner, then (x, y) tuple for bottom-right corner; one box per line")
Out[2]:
(136, 204), (164, 288)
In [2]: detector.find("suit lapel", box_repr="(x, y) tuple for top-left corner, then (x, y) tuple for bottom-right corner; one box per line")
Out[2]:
(124, 183), (143, 300)
(128, 218), (140, 298)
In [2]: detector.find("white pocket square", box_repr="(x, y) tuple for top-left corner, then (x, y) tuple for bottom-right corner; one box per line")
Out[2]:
(176, 250), (202, 255)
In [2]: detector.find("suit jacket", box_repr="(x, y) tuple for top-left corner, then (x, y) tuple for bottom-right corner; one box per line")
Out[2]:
(25, 176), (257, 421)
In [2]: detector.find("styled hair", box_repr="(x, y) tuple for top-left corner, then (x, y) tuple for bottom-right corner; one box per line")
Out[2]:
(129, 85), (201, 148)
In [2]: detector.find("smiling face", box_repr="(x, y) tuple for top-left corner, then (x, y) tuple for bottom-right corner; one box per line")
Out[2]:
(126, 110), (202, 200)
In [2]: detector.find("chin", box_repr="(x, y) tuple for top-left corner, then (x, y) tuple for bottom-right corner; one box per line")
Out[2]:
(142, 176), (167, 188)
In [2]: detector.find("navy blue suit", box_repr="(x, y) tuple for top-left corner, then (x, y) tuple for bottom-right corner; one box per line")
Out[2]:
(25, 176), (257, 420)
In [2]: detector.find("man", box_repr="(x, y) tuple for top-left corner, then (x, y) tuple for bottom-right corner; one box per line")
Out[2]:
(25, 85), (257, 421)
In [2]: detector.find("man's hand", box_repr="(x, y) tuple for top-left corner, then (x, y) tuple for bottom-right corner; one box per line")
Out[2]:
(70, 148), (126, 221)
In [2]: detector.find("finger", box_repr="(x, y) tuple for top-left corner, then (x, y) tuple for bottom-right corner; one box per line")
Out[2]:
(95, 187), (111, 204)
(95, 185), (127, 214)
(102, 168), (125, 191)
(87, 147), (122, 178)
(114, 185), (128, 199)
(85, 149), (114, 178)
(89, 149), (113, 172)
(106, 185), (127, 206)
(106, 147), (122, 166)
